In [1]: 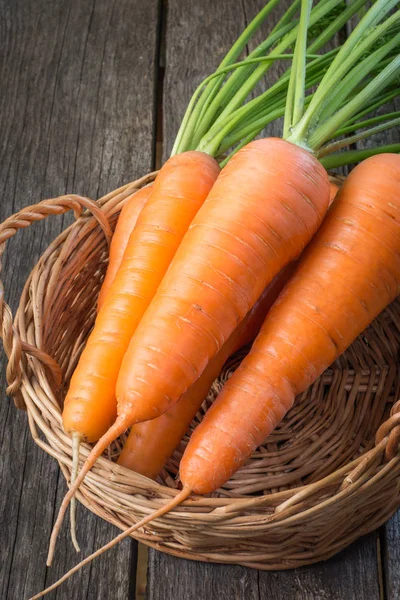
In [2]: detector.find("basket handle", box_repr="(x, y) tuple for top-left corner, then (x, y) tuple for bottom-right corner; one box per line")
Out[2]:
(0, 194), (113, 410)
(375, 399), (400, 462)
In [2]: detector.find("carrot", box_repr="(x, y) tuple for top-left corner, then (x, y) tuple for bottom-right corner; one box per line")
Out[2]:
(117, 183), (340, 480)
(180, 152), (400, 493)
(62, 151), (218, 443)
(60, 150), (219, 553)
(65, 184), (152, 549)
(116, 137), (329, 415)
(97, 185), (152, 311)
(117, 265), (295, 478)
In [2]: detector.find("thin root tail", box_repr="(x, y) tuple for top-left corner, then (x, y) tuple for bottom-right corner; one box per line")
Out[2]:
(47, 417), (129, 566)
(70, 431), (81, 553)
(31, 486), (191, 599)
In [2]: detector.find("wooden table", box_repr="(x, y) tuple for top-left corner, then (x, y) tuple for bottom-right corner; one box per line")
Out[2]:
(1, 1), (399, 599)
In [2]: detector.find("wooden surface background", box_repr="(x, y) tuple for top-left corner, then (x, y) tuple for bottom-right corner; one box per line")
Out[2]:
(0, 1), (399, 599)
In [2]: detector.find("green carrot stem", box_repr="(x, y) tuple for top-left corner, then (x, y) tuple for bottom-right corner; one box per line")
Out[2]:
(318, 116), (400, 157)
(284, 0), (312, 138)
(175, 19), (299, 155)
(176, 0), (373, 158)
(317, 18), (400, 122)
(220, 88), (322, 158)
(219, 92), (314, 161)
(292, 0), (312, 128)
(187, 24), (298, 152)
(177, 1), (302, 155)
(306, 0), (366, 53)
(320, 144), (400, 169)
(194, 2), (304, 132)
(198, 49), (337, 156)
(337, 88), (400, 128)
(192, 0), (347, 149)
(171, 53), (317, 158)
(336, 111), (400, 137)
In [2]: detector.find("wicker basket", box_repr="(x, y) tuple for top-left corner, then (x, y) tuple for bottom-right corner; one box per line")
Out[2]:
(1, 172), (400, 571)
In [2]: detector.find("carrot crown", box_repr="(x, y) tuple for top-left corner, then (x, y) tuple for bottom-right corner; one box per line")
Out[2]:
(285, 0), (400, 154)
(173, 0), (399, 170)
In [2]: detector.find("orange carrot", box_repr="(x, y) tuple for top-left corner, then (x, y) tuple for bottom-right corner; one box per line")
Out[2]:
(97, 185), (152, 311)
(60, 151), (219, 555)
(68, 185), (151, 550)
(116, 138), (329, 421)
(180, 153), (400, 494)
(62, 151), (218, 444)
(117, 185), (339, 479)
(47, 137), (330, 565)
(117, 266), (295, 479)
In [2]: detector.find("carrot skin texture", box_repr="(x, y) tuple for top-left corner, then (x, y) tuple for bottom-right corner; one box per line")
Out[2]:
(116, 138), (330, 424)
(117, 267), (295, 478)
(97, 185), (152, 311)
(181, 154), (400, 495)
(62, 152), (219, 443)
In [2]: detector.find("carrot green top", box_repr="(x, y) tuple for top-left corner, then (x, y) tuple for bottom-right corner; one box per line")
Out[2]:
(172, 0), (399, 170)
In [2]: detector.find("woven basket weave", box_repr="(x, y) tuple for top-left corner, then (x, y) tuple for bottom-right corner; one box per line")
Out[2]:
(2, 172), (400, 570)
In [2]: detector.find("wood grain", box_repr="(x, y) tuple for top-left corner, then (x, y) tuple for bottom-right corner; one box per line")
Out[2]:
(147, 553), (259, 600)
(0, 1), (159, 598)
(147, 536), (380, 600)
(258, 537), (380, 600)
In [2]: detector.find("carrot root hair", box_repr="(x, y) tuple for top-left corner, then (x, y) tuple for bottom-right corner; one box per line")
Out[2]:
(47, 417), (129, 566)
(70, 432), (81, 553)
(31, 486), (191, 600)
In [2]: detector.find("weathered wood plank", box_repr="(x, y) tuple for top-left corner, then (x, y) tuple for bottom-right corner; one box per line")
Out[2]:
(148, 534), (381, 600)
(258, 537), (380, 600)
(0, 0), (159, 598)
(147, 553), (259, 600)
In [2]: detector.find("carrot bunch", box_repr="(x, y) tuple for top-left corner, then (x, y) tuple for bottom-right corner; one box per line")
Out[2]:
(29, 0), (400, 597)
